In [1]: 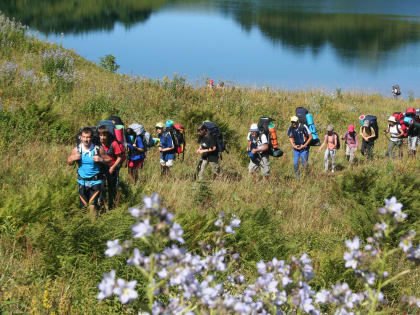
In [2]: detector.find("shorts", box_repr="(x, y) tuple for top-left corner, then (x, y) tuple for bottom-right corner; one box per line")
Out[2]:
(78, 183), (101, 207)
(408, 136), (418, 151)
(248, 155), (270, 176)
(160, 159), (174, 167)
(128, 159), (144, 169)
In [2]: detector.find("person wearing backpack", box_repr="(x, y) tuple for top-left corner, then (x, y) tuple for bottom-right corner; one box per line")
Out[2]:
(126, 127), (146, 184)
(98, 125), (124, 209)
(287, 116), (312, 179)
(407, 118), (420, 158)
(67, 127), (111, 220)
(317, 125), (338, 172)
(384, 116), (404, 159)
(157, 121), (175, 175)
(196, 124), (220, 180)
(342, 124), (358, 165)
(247, 123), (270, 181)
(360, 120), (376, 159)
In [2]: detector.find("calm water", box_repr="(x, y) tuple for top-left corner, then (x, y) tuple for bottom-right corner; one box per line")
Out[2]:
(2, 0), (420, 95)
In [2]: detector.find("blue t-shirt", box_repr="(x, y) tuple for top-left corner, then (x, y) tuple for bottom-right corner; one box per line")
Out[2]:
(159, 132), (175, 160)
(129, 135), (145, 161)
(287, 124), (311, 146)
(77, 144), (102, 185)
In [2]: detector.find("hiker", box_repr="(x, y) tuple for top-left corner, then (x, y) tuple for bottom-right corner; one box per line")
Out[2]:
(98, 125), (124, 209)
(392, 85), (401, 99)
(247, 123), (270, 180)
(157, 121), (175, 175)
(342, 124), (358, 165)
(384, 116), (404, 159)
(126, 127), (145, 184)
(360, 120), (376, 159)
(67, 127), (111, 220)
(196, 124), (220, 180)
(317, 125), (338, 172)
(407, 118), (420, 157)
(207, 79), (215, 89)
(287, 116), (312, 179)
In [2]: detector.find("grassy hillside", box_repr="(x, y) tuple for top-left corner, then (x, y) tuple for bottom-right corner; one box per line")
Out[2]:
(0, 13), (419, 313)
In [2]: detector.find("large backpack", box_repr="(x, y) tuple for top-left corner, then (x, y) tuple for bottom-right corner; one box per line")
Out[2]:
(364, 115), (379, 140)
(98, 120), (116, 138)
(108, 116), (124, 126)
(393, 112), (408, 138)
(166, 124), (185, 159)
(392, 85), (401, 96)
(128, 123), (154, 150)
(296, 107), (309, 124)
(203, 121), (226, 153)
(295, 108), (320, 146)
(332, 132), (341, 150)
(406, 107), (416, 118)
(257, 117), (283, 157)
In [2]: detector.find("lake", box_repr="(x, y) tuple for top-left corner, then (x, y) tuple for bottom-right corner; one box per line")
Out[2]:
(2, 0), (420, 96)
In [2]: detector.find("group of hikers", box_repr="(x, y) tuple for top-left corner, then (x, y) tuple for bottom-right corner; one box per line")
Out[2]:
(67, 106), (420, 219)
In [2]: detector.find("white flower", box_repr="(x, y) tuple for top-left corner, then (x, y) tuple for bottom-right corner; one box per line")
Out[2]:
(128, 206), (141, 218)
(169, 223), (185, 244)
(113, 279), (138, 304)
(97, 270), (116, 300)
(158, 268), (168, 279)
(132, 219), (153, 238)
(384, 196), (402, 213)
(225, 226), (235, 234)
(315, 289), (330, 303)
(230, 218), (241, 228)
(214, 219), (223, 227)
(256, 261), (266, 274)
(127, 248), (143, 266)
(343, 252), (358, 270)
(143, 193), (160, 210)
(399, 239), (412, 252)
(105, 239), (123, 257)
(345, 237), (360, 251)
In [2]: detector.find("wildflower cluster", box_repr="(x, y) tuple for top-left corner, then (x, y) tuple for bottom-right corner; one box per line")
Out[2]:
(40, 48), (81, 91)
(0, 61), (18, 86)
(0, 13), (27, 51)
(98, 195), (419, 314)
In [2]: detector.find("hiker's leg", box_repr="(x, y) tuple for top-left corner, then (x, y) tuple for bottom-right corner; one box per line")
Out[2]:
(349, 147), (356, 164)
(209, 161), (220, 179)
(88, 184), (101, 220)
(89, 205), (97, 221)
(324, 149), (329, 171)
(369, 142), (374, 159)
(361, 140), (367, 156)
(107, 170), (118, 209)
(331, 149), (336, 171)
(302, 149), (310, 174)
(248, 160), (259, 180)
(165, 159), (174, 175)
(198, 159), (208, 181)
(78, 184), (89, 208)
(260, 156), (270, 179)
(293, 150), (300, 179)
(386, 141), (393, 158)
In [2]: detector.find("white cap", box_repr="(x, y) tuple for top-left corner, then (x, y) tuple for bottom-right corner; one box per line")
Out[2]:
(249, 123), (259, 132)
(388, 116), (396, 123)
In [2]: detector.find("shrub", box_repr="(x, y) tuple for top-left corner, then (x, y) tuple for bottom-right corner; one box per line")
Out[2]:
(100, 54), (120, 73)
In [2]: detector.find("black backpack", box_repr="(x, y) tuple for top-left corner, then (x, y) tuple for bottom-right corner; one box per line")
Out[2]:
(203, 121), (226, 153)
(257, 117), (282, 156)
(166, 126), (185, 151)
(333, 132), (341, 150)
(364, 115), (379, 140)
(108, 116), (124, 126)
(392, 85), (401, 96)
(296, 107), (309, 124)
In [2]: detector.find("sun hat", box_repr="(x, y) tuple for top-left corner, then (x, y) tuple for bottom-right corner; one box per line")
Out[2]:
(326, 125), (334, 132)
(348, 124), (355, 132)
(165, 120), (174, 128)
(249, 123), (259, 132)
(290, 116), (299, 123)
(388, 116), (397, 123)
(363, 120), (370, 127)
(155, 122), (165, 129)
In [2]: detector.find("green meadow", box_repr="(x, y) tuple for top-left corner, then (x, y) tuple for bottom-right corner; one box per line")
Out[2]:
(0, 13), (419, 313)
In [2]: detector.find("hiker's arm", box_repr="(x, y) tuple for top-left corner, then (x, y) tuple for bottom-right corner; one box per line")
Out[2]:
(289, 137), (299, 150)
(109, 156), (122, 174)
(367, 127), (376, 140)
(247, 140), (251, 152)
(302, 133), (312, 149)
(199, 145), (217, 154)
(397, 127), (404, 138)
(333, 134), (337, 147)
(67, 148), (81, 165)
(94, 148), (111, 164)
(252, 143), (268, 154)
(317, 135), (326, 152)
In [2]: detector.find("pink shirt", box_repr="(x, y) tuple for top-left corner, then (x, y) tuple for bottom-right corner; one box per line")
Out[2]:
(342, 132), (358, 148)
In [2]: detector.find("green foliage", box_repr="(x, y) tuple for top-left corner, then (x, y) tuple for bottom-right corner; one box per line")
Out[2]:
(100, 54), (120, 73)
(80, 95), (117, 119)
(0, 13), (28, 56)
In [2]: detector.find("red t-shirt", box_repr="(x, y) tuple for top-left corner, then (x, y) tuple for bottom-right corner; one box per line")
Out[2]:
(102, 140), (123, 167)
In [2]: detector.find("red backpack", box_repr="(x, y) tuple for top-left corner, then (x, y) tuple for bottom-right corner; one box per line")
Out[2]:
(392, 112), (408, 138)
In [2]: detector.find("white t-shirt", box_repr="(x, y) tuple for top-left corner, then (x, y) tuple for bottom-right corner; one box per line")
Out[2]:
(248, 132), (268, 150)
(389, 125), (401, 142)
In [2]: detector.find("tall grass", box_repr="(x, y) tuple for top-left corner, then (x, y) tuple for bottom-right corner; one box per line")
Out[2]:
(0, 14), (418, 313)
